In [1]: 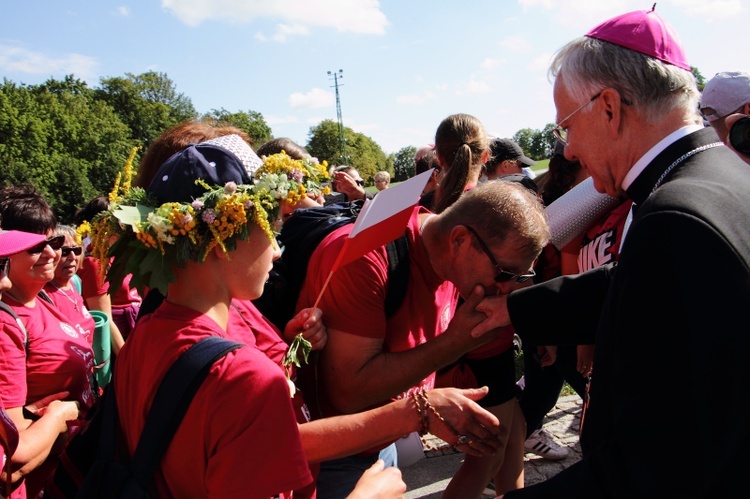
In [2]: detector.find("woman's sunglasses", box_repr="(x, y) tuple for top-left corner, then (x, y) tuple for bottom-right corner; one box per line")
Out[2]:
(26, 235), (65, 255)
(0, 258), (9, 275)
(61, 246), (83, 257)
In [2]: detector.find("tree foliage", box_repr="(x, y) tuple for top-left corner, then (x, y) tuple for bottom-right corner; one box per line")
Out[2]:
(513, 124), (556, 160)
(391, 146), (417, 181)
(306, 119), (388, 182)
(0, 77), (135, 223)
(202, 108), (273, 147)
(95, 71), (197, 150)
(692, 66), (707, 92)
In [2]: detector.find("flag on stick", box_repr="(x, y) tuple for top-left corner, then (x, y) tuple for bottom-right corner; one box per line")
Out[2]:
(312, 169), (434, 310)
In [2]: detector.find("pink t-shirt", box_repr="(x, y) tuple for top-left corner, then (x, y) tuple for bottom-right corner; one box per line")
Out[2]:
(0, 297), (95, 412)
(296, 206), (459, 414)
(1, 384), (26, 499)
(0, 297), (95, 498)
(43, 284), (96, 345)
(115, 301), (311, 498)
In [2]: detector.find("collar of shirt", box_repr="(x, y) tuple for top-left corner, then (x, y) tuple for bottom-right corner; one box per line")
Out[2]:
(621, 124), (704, 191)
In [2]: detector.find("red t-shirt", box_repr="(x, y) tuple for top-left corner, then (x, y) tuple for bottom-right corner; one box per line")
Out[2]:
(115, 301), (312, 498)
(577, 200), (632, 272)
(78, 257), (142, 307)
(43, 283), (96, 345)
(229, 299), (318, 499)
(296, 206), (459, 415)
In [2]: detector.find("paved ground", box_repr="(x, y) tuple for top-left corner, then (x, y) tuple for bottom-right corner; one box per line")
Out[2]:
(402, 395), (583, 498)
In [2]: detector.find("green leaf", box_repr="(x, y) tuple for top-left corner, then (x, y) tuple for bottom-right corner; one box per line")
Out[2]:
(112, 204), (150, 225)
(283, 333), (312, 369)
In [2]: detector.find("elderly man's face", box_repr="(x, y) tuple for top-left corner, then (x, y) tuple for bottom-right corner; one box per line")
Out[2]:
(553, 78), (622, 198)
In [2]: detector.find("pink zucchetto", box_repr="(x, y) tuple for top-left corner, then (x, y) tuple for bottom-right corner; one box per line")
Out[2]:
(585, 6), (690, 71)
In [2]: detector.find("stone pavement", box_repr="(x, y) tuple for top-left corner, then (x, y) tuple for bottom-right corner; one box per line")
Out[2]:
(402, 395), (583, 498)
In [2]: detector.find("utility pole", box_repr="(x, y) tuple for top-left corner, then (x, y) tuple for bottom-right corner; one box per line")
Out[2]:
(327, 69), (348, 164)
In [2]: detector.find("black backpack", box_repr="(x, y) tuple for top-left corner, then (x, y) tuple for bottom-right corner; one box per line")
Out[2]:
(46, 336), (243, 498)
(252, 200), (410, 332)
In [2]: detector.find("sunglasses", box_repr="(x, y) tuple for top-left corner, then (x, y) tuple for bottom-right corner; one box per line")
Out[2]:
(0, 258), (9, 276)
(61, 246), (83, 257)
(355, 180), (365, 187)
(26, 235), (65, 255)
(464, 226), (536, 283)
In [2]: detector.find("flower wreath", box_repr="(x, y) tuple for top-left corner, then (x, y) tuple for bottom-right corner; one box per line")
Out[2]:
(85, 147), (330, 296)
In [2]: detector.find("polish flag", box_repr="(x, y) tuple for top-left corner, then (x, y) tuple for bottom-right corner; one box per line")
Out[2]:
(312, 169), (434, 309)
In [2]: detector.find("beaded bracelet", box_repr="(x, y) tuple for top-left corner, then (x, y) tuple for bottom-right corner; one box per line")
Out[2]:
(418, 390), (460, 439)
(411, 389), (430, 436)
(412, 388), (462, 440)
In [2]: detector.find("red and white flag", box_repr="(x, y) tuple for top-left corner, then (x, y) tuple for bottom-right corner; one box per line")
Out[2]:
(312, 169), (434, 309)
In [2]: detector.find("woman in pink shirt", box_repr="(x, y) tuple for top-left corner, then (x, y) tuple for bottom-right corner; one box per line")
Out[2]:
(0, 186), (93, 498)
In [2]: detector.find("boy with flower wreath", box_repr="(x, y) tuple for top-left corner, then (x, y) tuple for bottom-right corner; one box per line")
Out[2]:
(99, 136), (416, 497)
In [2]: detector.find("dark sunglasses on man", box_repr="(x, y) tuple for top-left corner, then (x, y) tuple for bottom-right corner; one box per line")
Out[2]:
(26, 235), (65, 255)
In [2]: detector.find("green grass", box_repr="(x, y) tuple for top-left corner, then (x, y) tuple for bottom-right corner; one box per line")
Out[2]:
(532, 158), (550, 173)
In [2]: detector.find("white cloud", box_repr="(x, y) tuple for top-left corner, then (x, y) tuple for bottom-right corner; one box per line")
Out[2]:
(500, 35), (532, 53)
(456, 79), (492, 96)
(480, 57), (503, 70)
(288, 87), (333, 109)
(162, 0), (388, 34)
(265, 114), (301, 125)
(255, 23), (310, 43)
(528, 51), (553, 72)
(396, 90), (437, 105)
(670, 0), (744, 21)
(0, 44), (98, 82)
(116, 6), (130, 17)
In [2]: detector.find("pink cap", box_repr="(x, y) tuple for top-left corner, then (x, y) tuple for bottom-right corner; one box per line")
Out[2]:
(585, 8), (690, 71)
(0, 230), (47, 257)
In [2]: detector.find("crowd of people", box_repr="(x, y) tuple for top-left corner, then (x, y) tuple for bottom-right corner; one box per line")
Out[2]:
(1, 6), (749, 499)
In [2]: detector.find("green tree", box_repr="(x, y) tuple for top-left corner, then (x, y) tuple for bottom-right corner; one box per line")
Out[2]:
(347, 133), (388, 183)
(528, 123), (556, 159)
(512, 129), (534, 158)
(692, 66), (707, 92)
(306, 120), (388, 183)
(202, 108), (273, 147)
(0, 77), (136, 222)
(95, 71), (197, 149)
(391, 146), (417, 180)
(306, 119), (343, 165)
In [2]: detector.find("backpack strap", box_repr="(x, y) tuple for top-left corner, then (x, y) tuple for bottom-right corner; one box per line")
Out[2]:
(37, 289), (54, 305)
(0, 300), (28, 352)
(128, 336), (243, 487)
(383, 233), (410, 318)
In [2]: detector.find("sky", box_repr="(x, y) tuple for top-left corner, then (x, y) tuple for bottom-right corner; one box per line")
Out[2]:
(1, 0), (746, 155)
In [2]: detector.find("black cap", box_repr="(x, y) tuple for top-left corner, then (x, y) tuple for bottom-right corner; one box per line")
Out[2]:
(489, 138), (536, 167)
(147, 141), (254, 204)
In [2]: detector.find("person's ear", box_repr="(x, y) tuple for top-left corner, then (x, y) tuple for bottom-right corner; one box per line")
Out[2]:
(600, 87), (625, 139)
(448, 225), (471, 256)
